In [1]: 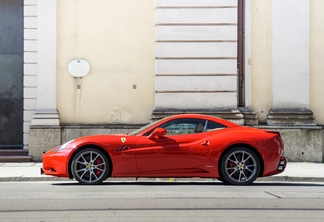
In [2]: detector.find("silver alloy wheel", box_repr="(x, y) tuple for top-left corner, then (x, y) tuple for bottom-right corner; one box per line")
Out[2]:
(224, 150), (257, 183)
(72, 149), (108, 185)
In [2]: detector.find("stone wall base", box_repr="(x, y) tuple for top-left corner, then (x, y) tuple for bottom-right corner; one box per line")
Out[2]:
(29, 126), (61, 162)
(29, 124), (324, 162)
(29, 125), (142, 161)
(257, 126), (324, 162)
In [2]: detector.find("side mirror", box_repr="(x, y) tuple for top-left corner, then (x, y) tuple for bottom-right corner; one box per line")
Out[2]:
(147, 128), (167, 140)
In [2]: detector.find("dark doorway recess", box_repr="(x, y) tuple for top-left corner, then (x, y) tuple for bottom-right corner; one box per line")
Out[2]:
(0, 0), (24, 149)
(237, 0), (245, 107)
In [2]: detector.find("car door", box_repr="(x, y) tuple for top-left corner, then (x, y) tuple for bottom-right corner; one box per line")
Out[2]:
(135, 119), (211, 172)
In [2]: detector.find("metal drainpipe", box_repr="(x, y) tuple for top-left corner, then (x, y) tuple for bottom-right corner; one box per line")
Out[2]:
(237, 0), (245, 107)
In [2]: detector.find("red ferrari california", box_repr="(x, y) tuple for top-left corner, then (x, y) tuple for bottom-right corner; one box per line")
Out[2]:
(42, 114), (287, 185)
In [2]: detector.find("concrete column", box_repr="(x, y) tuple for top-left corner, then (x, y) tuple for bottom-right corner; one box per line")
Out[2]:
(268, 0), (316, 125)
(29, 0), (61, 161)
(31, 0), (60, 126)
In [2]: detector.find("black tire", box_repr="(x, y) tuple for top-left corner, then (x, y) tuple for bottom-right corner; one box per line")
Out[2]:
(71, 148), (110, 185)
(216, 175), (225, 183)
(220, 147), (260, 185)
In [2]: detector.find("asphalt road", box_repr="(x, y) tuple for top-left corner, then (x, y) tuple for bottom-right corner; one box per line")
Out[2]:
(0, 181), (324, 222)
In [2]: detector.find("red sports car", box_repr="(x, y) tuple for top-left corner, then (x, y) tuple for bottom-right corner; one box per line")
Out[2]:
(42, 114), (287, 185)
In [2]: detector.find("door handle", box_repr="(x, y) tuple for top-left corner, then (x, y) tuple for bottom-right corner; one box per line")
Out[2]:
(201, 140), (209, 146)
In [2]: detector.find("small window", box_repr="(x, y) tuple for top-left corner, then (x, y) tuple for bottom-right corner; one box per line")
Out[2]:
(164, 122), (196, 135)
(161, 119), (206, 135)
(205, 120), (227, 131)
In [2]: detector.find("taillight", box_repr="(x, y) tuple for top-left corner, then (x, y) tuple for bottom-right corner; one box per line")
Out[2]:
(277, 157), (287, 172)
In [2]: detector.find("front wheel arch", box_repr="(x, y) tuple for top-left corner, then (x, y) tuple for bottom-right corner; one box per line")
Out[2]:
(68, 145), (112, 180)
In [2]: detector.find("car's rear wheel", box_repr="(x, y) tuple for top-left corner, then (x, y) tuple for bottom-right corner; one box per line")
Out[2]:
(220, 147), (260, 185)
(71, 148), (110, 185)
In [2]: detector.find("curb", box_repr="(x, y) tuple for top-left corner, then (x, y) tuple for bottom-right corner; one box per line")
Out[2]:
(256, 176), (324, 183)
(0, 177), (71, 182)
(1, 176), (324, 183)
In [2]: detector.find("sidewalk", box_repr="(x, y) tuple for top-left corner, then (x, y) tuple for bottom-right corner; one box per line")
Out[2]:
(0, 162), (323, 182)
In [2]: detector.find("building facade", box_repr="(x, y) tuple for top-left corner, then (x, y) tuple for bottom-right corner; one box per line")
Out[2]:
(0, 0), (323, 162)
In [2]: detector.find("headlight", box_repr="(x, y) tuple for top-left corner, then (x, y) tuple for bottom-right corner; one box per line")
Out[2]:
(56, 139), (75, 151)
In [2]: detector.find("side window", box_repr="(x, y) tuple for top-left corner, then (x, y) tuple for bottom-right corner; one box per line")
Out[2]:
(164, 122), (196, 135)
(205, 120), (227, 131)
(163, 119), (206, 135)
(144, 118), (207, 136)
(143, 118), (227, 136)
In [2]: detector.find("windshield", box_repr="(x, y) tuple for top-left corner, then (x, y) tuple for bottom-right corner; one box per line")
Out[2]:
(129, 117), (167, 136)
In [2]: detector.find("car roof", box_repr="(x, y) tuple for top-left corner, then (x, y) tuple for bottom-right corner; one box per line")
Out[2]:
(168, 114), (241, 128)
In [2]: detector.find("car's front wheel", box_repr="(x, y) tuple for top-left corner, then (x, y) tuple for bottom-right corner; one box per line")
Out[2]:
(220, 147), (260, 185)
(71, 148), (110, 185)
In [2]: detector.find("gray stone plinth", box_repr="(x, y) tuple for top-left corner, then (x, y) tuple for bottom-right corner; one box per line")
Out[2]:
(267, 109), (316, 126)
(29, 126), (61, 162)
(239, 107), (258, 126)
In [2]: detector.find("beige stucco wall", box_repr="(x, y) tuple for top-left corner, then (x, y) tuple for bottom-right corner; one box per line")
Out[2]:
(310, 0), (324, 125)
(55, 0), (324, 126)
(57, 0), (155, 125)
(250, 0), (272, 123)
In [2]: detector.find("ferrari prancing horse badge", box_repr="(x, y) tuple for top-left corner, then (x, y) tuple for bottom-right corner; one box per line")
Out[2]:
(121, 137), (126, 143)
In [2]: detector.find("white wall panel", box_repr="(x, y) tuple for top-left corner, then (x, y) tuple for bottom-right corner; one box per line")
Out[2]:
(24, 0), (37, 5)
(24, 87), (37, 98)
(24, 64), (37, 75)
(24, 76), (37, 87)
(24, 0), (38, 148)
(24, 52), (37, 63)
(156, 76), (237, 91)
(272, 0), (310, 108)
(24, 29), (37, 40)
(24, 40), (37, 52)
(24, 98), (37, 110)
(154, 1), (238, 110)
(155, 93), (237, 109)
(24, 5), (37, 16)
(24, 111), (34, 121)
(24, 17), (37, 28)
(156, 8), (237, 24)
(156, 26), (237, 41)
(156, 59), (237, 75)
(32, 0), (59, 125)
(156, 42), (237, 58)
(23, 121), (31, 133)
(156, 0), (237, 7)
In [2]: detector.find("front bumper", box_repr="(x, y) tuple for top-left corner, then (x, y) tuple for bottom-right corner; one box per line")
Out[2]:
(41, 149), (71, 178)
